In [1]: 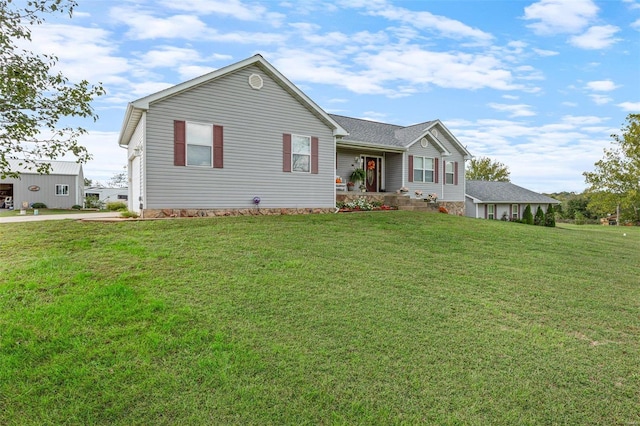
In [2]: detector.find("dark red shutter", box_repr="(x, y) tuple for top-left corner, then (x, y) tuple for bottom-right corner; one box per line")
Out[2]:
(485, 205), (488, 219)
(174, 120), (185, 166)
(311, 136), (319, 174)
(283, 134), (292, 172)
(213, 125), (223, 168)
(435, 158), (439, 183)
(454, 161), (459, 185)
(408, 155), (414, 182)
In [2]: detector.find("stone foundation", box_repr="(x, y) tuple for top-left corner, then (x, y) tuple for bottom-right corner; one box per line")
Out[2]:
(337, 193), (465, 215)
(142, 207), (335, 219)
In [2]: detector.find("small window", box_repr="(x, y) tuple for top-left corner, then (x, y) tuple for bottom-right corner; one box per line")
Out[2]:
(292, 135), (311, 172)
(117, 194), (128, 200)
(186, 122), (213, 167)
(55, 184), (69, 196)
(413, 156), (434, 183)
(511, 204), (518, 219)
(445, 161), (454, 185)
(488, 204), (495, 220)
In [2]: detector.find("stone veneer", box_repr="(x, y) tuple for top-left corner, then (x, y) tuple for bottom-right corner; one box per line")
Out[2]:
(142, 207), (336, 219)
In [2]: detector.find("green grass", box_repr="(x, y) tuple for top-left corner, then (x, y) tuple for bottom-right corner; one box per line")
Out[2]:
(1, 212), (639, 425)
(0, 208), (104, 217)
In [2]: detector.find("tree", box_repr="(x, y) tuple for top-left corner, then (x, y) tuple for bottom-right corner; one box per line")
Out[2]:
(107, 166), (127, 188)
(465, 156), (510, 182)
(0, 0), (105, 178)
(522, 204), (534, 225)
(583, 114), (640, 223)
(544, 204), (556, 227)
(534, 206), (545, 226)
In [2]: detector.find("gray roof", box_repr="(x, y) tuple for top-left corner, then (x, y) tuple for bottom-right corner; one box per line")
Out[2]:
(466, 180), (560, 204)
(330, 114), (435, 148)
(7, 160), (82, 176)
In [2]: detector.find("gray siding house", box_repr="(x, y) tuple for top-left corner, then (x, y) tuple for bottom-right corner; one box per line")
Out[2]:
(331, 115), (471, 208)
(465, 180), (560, 220)
(118, 54), (348, 217)
(0, 160), (84, 209)
(117, 54), (471, 217)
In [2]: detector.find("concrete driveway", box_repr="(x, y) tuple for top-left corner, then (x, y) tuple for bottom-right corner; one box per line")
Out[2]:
(0, 211), (122, 223)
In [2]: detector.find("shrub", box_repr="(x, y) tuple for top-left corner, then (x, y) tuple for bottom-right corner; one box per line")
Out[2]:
(71, 205), (82, 210)
(501, 211), (509, 221)
(534, 206), (545, 226)
(84, 195), (103, 209)
(574, 211), (586, 225)
(106, 201), (127, 211)
(120, 210), (139, 218)
(31, 202), (47, 209)
(522, 205), (534, 225)
(544, 205), (556, 227)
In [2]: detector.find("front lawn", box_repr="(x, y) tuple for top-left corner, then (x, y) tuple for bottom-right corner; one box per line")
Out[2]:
(1, 212), (638, 424)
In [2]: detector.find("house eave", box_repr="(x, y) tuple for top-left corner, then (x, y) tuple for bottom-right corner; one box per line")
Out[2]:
(337, 139), (405, 153)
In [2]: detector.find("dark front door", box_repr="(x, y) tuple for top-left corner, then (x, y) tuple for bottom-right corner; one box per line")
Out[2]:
(365, 157), (380, 192)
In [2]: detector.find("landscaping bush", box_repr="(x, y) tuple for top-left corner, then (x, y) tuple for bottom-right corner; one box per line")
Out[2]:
(31, 202), (47, 209)
(106, 201), (127, 211)
(120, 210), (139, 218)
(545, 205), (556, 227)
(84, 195), (103, 209)
(534, 206), (545, 226)
(522, 205), (534, 225)
(71, 205), (82, 210)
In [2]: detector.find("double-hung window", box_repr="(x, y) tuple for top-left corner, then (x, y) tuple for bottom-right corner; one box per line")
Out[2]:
(55, 184), (69, 196)
(413, 157), (434, 183)
(186, 122), (213, 167)
(292, 135), (311, 173)
(445, 161), (454, 184)
(511, 204), (519, 219)
(487, 204), (495, 220)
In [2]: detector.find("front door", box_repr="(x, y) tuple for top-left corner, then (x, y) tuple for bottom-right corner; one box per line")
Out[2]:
(365, 157), (380, 192)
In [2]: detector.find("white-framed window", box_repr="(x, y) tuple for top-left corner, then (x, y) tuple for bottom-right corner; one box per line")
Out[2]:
(487, 204), (495, 220)
(413, 157), (434, 183)
(511, 204), (519, 219)
(445, 161), (454, 185)
(186, 122), (213, 167)
(292, 134), (311, 173)
(55, 184), (69, 196)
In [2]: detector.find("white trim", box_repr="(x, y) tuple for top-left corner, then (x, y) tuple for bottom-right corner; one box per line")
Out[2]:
(291, 134), (311, 173)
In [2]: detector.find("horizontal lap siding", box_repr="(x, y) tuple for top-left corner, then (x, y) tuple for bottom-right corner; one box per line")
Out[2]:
(145, 66), (335, 209)
(406, 129), (466, 202)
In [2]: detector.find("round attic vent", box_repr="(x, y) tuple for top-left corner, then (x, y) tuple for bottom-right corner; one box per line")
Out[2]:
(249, 73), (264, 90)
(420, 137), (428, 148)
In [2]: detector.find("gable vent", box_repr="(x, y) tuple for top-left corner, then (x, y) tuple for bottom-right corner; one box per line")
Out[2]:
(249, 73), (264, 90)
(420, 137), (428, 148)
(431, 129), (438, 137)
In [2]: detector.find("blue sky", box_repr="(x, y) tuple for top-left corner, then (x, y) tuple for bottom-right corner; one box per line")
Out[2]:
(33, 0), (640, 192)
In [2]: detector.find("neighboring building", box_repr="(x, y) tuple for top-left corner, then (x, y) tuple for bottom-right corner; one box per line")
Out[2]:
(465, 180), (560, 220)
(0, 160), (84, 209)
(117, 54), (471, 217)
(84, 187), (128, 206)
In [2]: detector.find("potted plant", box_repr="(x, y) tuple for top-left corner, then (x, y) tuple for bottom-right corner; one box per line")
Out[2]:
(350, 168), (366, 186)
(347, 181), (355, 191)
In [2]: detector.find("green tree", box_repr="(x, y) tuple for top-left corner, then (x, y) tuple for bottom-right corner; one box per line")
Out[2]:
(534, 206), (545, 226)
(544, 204), (556, 227)
(0, 0), (105, 178)
(522, 204), (534, 225)
(466, 156), (510, 182)
(583, 114), (640, 222)
(107, 166), (127, 188)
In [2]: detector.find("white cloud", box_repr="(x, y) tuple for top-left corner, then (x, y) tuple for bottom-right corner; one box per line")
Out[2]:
(618, 102), (640, 111)
(589, 94), (612, 105)
(138, 46), (203, 68)
(160, 0), (285, 26)
(523, 0), (599, 35)
(585, 80), (618, 91)
(488, 103), (536, 117)
(569, 25), (621, 49)
(532, 48), (559, 56)
(342, 0), (493, 42)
